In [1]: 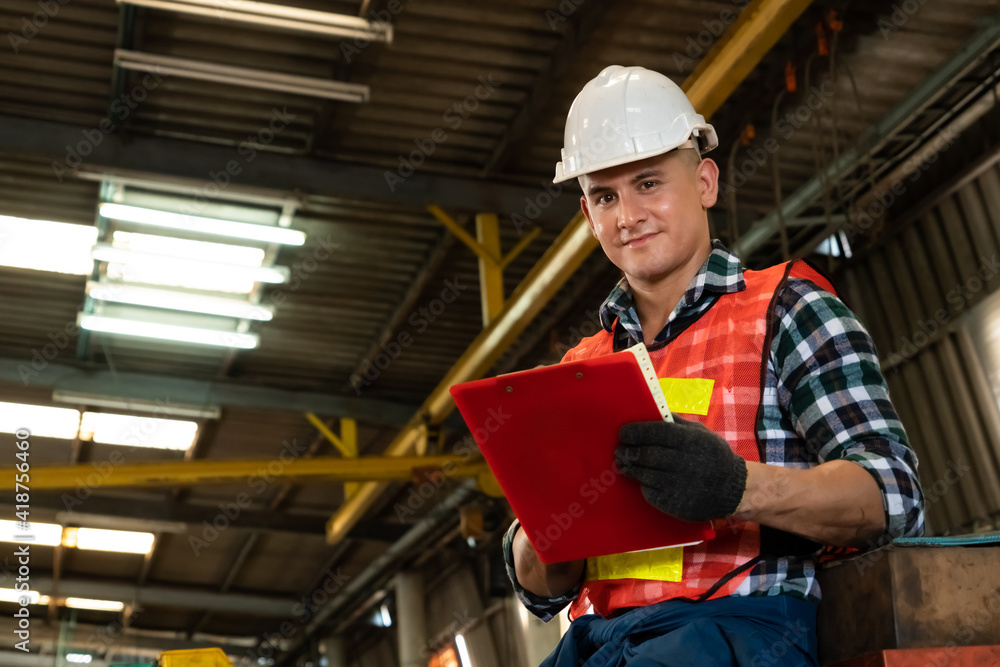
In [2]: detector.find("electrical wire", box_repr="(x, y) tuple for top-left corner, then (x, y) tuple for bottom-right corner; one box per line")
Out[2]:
(770, 89), (790, 261)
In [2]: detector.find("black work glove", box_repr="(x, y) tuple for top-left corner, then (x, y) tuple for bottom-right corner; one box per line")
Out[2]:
(615, 415), (748, 522)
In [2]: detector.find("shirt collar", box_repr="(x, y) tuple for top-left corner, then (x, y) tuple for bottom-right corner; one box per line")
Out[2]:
(598, 239), (746, 334)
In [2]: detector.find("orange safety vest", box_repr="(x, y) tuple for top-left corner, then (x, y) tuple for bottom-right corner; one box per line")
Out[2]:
(562, 260), (837, 619)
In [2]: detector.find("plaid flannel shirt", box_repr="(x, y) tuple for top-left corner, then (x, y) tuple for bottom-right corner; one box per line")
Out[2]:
(503, 240), (924, 621)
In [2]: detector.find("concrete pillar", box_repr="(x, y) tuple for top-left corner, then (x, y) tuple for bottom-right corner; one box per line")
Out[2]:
(396, 571), (427, 667)
(319, 636), (348, 667)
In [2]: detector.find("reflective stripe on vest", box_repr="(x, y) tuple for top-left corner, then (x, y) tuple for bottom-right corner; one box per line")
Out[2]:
(563, 260), (837, 619)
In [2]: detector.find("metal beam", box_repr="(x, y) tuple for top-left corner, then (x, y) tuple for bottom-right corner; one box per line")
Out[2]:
(733, 16), (1000, 260)
(683, 0), (813, 120)
(14, 494), (328, 535)
(322, 0), (806, 546)
(0, 115), (580, 222)
(3, 358), (419, 427)
(0, 456), (488, 490)
(30, 576), (298, 617)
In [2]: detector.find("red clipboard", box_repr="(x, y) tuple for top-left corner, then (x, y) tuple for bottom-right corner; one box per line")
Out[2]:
(449, 344), (714, 563)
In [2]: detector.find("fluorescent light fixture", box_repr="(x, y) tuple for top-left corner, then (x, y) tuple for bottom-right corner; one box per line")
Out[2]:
(0, 588), (45, 605)
(0, 401), (80, 439)
(64, 597), (125, 612)
(53, 390), (221, 419)
(100, 204), (306, 246)
(0, 215), (97, 275)
(380, 603), (392, 627)
(66, 655), (93, 664)
(86, 281), (274, 321)
(455, 634), (473, 667)
(78, 411), (198, 450)
(62, 527), (156, 554)
(93, 244), (288, 292)
(0, 520), (62, 546)
(115, 49), (370, 103)
(79, 313), (260, 349)
(115, 0), (392, 42)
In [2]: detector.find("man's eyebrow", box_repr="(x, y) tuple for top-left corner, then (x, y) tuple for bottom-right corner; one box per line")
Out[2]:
(631, 169), (663, 183)
(587, 183), (612, 197)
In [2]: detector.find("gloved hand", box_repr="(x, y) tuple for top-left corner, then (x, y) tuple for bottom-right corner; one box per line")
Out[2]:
(615, 415), (748, 522)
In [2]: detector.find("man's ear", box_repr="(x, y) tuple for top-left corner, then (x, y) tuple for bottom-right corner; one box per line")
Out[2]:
(580, 195), (598, 238)
(697, 157), (720, 209)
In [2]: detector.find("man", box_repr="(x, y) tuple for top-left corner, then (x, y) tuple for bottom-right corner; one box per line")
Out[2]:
(502, 66), (924, 666)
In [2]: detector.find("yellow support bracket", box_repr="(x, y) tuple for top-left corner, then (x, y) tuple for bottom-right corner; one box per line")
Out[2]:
(476, 212), (504, 325)
(306, 413), (359, 499)
(428, 204), (542, 326)
(427, 204), (500, 264)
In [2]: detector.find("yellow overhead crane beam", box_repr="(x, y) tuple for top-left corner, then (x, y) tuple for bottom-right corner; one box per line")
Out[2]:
(322, 0), (815, 545)
(0, 455), (491, 490)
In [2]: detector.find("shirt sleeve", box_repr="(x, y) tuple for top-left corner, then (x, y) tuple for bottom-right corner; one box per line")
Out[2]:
(771, 277), (925, 543)
(502, 519), (580, 622)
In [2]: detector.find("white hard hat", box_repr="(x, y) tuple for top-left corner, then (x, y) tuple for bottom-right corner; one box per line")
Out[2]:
(554, 65), (718, 184)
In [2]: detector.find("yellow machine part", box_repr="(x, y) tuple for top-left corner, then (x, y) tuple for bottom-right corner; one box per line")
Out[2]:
(159, 648), (232, 667)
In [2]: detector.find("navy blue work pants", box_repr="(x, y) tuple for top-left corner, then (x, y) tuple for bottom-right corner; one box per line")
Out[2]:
(541, 595), (818, 667)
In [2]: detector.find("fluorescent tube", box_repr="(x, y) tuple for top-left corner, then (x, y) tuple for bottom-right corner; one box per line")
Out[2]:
(0, 520), (63, 546)
(62, 527), (156, 554)
(78, 411), (198, 450)
(64, 598), (126, 612)
(86, 281), (274, 321)
(115, 0), (392, 42)
(115, 50), (370, 103)
(100, 203), (306, 246)
(92, 244), (289, 285)
(0, 402), (80, 439)
(78, 314), (260, 349)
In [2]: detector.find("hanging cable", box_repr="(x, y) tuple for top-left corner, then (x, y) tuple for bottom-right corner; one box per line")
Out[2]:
(770, 88), (789, 261)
